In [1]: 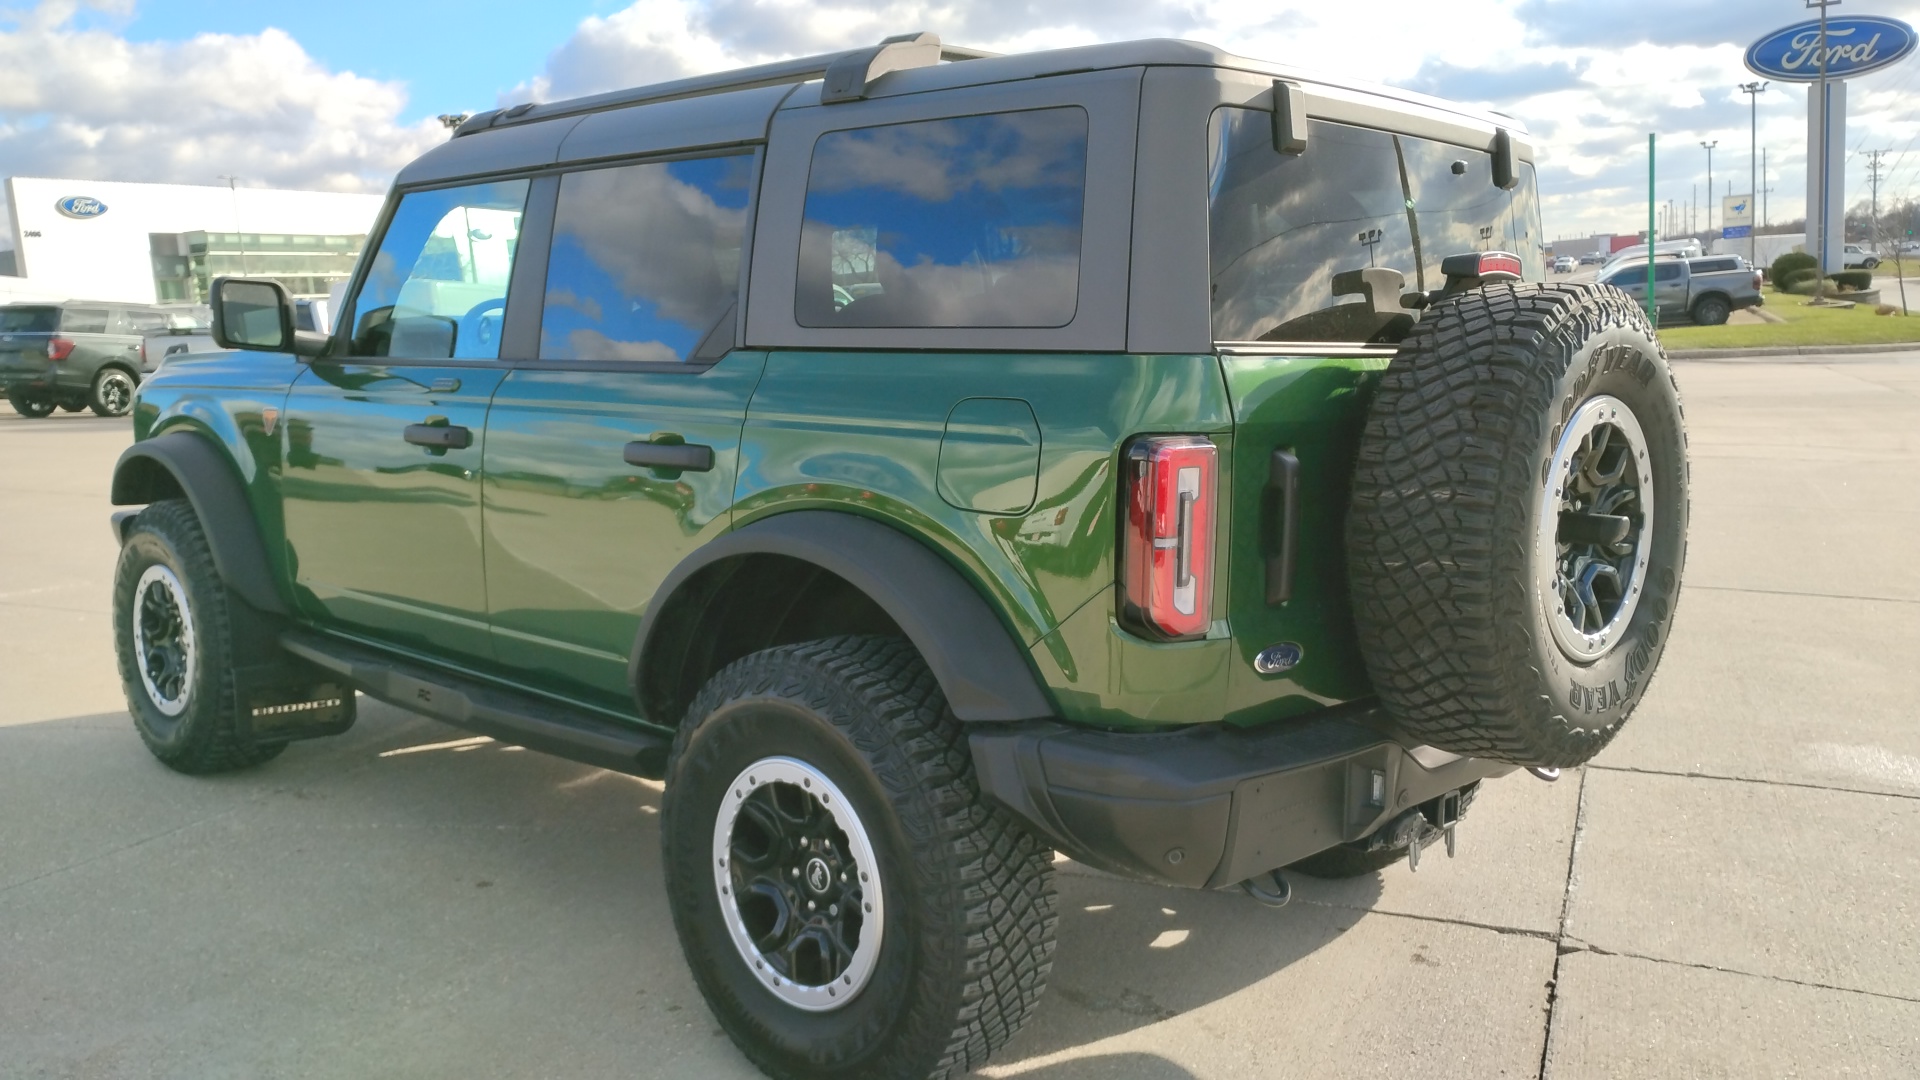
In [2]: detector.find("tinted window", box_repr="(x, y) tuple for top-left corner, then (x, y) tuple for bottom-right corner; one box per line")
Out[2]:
(349, 179), (529, 359)
(541, 155), (751, 363)
(0, 306), (59, 333)
(1655, 263), (1684, 282)
(1691, 258), (1737, 272)
(797, 108), (1088, 329)
(1209, 111), (1541, 344)
(63, 308), (109, 334)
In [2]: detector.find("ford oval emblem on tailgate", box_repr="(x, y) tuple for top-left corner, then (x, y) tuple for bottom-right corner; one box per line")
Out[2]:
(55, 196), (108, 219)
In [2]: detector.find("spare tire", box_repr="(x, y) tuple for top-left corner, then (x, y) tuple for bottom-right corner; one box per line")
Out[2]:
(1346, 282), (1688, 768)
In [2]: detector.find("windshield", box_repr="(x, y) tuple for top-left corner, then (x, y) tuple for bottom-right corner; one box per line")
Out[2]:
(0, 306), (59, 333)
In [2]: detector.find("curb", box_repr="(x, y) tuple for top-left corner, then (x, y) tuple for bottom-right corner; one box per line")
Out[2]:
(1666, 342), (1920, 360)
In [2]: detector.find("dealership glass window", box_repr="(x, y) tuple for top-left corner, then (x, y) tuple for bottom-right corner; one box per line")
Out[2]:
(796, 108), (1089, 328)
(539, 154), (752, 363)
(348, 181), (528, 360)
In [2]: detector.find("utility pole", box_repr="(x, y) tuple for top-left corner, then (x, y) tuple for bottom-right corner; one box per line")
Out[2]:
(1867, 149), (1888, 235)
(1741, 81), (1769, 264)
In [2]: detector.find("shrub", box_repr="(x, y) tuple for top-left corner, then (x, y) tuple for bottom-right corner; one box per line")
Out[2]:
(1877, 304), (1899, 316)
(1783, 268), (1821, 290)
(1827, 269), (1873, 291)
(1770, 250), (1817, 286)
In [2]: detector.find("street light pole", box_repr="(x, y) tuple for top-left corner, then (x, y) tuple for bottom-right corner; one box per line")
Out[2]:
(1740, 81), (1768, 265)
(1810, 0), (1838, 297)
(1699, 140), (1718, 234)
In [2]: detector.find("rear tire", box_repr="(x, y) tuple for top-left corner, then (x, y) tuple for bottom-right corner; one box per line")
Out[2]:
(9, 395), (55, 418)
(662, 636), (1056, 1080)
(90, 367), (136, 417)
(1689, 295), (1731, 326)
(1347, 283), (1689, 768)
(113, 499), (284, 773)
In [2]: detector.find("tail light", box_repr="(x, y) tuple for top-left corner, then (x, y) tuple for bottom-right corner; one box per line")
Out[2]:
(1120, 435), (1217, 640)
(139, 340), (148, 365)
(1753, 271), (1764, 290)
(47, 337), (76, 362)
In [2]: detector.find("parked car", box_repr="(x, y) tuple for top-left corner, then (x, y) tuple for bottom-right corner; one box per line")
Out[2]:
(1576, 251), (1603, 265)
(1552, 255), (1577, 273)
(1599, 255), (1763, 325)
(108, 33), (1689, 1080)
(0, 300), (172, 417)
(1843, 243), (1880, 269)
(141, 306), (218, 368)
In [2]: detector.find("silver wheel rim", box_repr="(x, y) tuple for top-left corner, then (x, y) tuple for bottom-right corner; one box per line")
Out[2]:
(712, 756), (885, 1012)
(132, 564), (196, 716)
(98, 371), (133, 414)
(1534, 394), (1655, 662)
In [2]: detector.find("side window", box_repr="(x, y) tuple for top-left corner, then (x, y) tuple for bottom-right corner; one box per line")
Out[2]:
(63, 308), (109, 334)
(348, 179), (529, 360)
(125, 309), (167, 333)
(797, 108), (1089, 329)
(540, 154), (753, 363)
(1655, 263), (1684, 282)
(1208, 112), (1418, 344)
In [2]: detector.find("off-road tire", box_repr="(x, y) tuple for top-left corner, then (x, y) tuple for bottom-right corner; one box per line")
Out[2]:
(1689, 294), (1731, 326)
(113, 499), (284, 773)
(9, 395), (55, 418)
(90, 366), (137, 417)
(662, 636), (1056, 1080)
(1347, 282), (1688, 768)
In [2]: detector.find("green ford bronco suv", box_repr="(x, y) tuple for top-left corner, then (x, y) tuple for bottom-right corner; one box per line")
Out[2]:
(108, 33), (1687, 1080)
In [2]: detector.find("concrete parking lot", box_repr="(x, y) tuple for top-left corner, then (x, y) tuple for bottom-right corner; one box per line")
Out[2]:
(3, 353), (1918, 1079)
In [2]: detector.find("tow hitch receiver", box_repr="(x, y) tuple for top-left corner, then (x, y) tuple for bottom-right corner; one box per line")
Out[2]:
(1408, 788), (1465, 872)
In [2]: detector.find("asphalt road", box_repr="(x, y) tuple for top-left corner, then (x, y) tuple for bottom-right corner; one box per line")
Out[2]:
(4, 354), (1918, 1078)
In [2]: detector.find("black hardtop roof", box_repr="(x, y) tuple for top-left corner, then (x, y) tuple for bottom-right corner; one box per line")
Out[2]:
(453, 33), (1528, 144)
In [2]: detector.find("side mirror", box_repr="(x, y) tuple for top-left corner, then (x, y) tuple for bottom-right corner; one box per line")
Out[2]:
(211, 277), (328, 357)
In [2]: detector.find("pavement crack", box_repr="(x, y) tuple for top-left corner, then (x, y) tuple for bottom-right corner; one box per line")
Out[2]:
(1686, 584), (1920, 606)
(1574, 943), (1920, 1006)
(1539, 763), (1590, 1080)
(0, 802), (249, 901)
(1289, 900), (1559, 944)
(1585, 763), (1920, 802)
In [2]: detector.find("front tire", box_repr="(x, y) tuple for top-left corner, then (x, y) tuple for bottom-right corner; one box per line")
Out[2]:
(90, 367), (136, 417)
(113, 500), (283, 773)
(662, 637), (1056, 1080)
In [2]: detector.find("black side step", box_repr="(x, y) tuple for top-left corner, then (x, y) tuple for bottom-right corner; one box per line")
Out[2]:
(281, 631), (670, 779)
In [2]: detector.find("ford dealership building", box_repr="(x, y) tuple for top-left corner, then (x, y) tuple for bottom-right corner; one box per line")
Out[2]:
(3, 176), (384, 306)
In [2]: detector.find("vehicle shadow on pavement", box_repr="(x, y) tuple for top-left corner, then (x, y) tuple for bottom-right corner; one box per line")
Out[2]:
(0, 702), (1372, 1077)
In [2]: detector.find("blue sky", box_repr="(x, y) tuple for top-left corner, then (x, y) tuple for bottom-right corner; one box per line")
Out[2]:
(87, 0), (614, 122)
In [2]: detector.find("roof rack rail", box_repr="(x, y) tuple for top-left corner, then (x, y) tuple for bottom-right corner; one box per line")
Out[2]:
(454, 32), (995, 138)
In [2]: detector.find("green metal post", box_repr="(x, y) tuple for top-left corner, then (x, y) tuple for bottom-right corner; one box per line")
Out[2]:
(1647, 133), (1658, 325)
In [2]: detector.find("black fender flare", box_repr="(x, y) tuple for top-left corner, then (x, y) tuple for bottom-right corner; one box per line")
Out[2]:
(111, 431), (287, 615)
(631, 511), (1054, 725)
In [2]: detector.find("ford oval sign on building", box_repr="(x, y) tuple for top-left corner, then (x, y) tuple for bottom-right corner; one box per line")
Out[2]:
(1745, 15), (1918, 81)
(54, 196), (108, 219)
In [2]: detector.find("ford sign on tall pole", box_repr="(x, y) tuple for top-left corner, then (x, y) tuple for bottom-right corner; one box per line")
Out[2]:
(1746, 11), (1917, 279)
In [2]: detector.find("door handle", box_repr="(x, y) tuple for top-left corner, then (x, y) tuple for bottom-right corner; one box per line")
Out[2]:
(623, 440), (714, 472)
(1265, 449), (1300, 605)
(404, 423), (472, 450)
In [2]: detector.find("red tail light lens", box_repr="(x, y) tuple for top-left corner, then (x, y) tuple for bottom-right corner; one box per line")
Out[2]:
(1120, 435), (1217, 640)
(47, 337), (76, 362)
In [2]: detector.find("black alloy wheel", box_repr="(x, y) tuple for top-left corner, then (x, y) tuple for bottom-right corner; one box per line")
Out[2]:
(91, 367), (136, 417)
(9, 395), (55, 418)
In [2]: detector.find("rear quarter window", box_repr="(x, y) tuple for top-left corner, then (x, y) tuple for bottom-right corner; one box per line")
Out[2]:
(62, 308), (109, 334)
(795, 107), (1089, 329)
(0, 306), (59, 333)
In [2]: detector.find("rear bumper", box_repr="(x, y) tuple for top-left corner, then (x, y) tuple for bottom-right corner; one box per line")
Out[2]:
(970, 704), (1512, 890)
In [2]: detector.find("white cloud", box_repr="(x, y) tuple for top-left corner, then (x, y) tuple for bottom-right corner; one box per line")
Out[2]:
(0, 0), (443, 242)
(511, 0), (1920, 239)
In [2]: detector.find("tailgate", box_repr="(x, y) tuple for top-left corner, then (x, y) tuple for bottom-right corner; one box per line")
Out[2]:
(0, 335), (52, 376)
(1216, 351), (1385, 724)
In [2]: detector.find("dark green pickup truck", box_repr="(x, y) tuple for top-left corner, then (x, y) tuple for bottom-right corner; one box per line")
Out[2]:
(108, 33), (1688, 1080)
